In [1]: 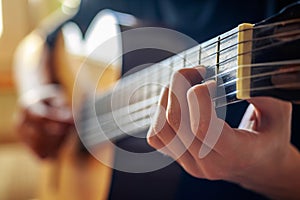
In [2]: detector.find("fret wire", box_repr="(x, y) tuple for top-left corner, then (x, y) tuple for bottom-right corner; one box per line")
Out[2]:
(216, 33), (300, 73)
(84, 23), (300, 123)
(126, 83), (163, 105)
(91, 58), (300, 133)
(102, 59), (300, 126)
(83, 78), (300, 145)
(198, 45), (202, 65)
(79, 20), (300, 147)
(105, 26), (300, 103)
(204, 31), (300, 67)
(186, 28), (300, 66)
(93, 55), (299, 130)
(82, 81), (300, 146)
(110, 65), (159, 106)
(190, 24), (300, 64)
(182, 18), (300, 64)
(105, 60), (170, 107)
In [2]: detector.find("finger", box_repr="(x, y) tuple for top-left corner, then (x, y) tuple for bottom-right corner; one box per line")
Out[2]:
(247, 97), (292, 132)
(45, 105), (74, 124)
(166, 67), (205, 146)
(187, 80), (238, 156)
(147, 130), (175, 157)
(148, 87), (220, 179)
(187, 139), (229, 180)
(148, 87), (187, 157)
(26, 102), (73, 125)
(238, 104), (257, 131)
(152, 119), (219, 179)
(147, 87), (198, 166)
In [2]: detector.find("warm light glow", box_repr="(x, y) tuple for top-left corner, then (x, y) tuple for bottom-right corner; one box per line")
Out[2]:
(0, 0), (3, 37)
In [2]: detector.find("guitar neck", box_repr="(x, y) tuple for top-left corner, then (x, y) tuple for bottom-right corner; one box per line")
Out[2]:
(79, 4), (300, 148)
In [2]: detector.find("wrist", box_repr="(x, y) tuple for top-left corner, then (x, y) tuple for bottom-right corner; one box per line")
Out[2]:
(232, 145), (300, 199)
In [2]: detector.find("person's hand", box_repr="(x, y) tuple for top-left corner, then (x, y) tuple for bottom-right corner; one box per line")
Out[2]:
(16, 84), (74, 159)
(147, 66), (300, 199)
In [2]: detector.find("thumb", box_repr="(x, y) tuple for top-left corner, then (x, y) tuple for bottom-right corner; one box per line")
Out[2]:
(247, 97), (292, 132)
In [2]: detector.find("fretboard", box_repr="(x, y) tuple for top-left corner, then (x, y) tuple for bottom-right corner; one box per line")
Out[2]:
(79, 14), (300, 148)
(78, 24), (248, 147)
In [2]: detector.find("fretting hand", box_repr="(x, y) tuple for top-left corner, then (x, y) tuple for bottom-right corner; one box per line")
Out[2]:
(147, 66), (300, 199)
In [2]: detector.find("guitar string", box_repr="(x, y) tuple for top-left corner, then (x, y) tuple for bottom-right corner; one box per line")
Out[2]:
(93, 59), (300, 124)
(116, 28), (300, 90)
(79, 57), (300, 128)
(184, 19), (300, 59)
(80, 64), (300, 142)
(192, 18), (300, 51)
(85, 80), (300, 143)
(99, 42), (300, 115)
(96, 67), (300, 126)
(199, 29), (300, 68)
(81, 82), (300, 144)
(101, 35), (299, 110)
(84, 32), (300, 127)
(109, 19), (300, 91)
(78, 19), (300, 143)
(217, 62), (300, 88)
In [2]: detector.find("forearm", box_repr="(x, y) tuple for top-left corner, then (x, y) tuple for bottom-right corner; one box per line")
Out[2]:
(235, 144), (300, 200)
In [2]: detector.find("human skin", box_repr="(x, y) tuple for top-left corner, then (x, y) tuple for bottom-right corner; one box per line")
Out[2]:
(14, 31), (73, 158)
(147, 66), (300, 200)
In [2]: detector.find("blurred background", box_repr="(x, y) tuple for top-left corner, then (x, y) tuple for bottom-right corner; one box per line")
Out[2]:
(0, 0), (78, 199)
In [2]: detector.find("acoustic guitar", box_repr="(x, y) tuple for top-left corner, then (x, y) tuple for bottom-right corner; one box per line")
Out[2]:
(39, 3), (300, 200)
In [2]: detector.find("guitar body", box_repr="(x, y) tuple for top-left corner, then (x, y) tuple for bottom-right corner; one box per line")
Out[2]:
(36, 3), (300, 199)
(39, 132), (113, 200)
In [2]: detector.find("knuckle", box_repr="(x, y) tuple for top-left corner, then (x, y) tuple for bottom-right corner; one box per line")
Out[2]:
(147, 134), (158, 147)
(190, 118), (200, 135)
(166, 108), (180, 130)
(152, 116), (167, 134)
(175, 68), (186, 76)
(172, 69), (192, 85)
(190, 120), (209, 139)
(198, 119), (210, 133)
(171, 71), (181, 82)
